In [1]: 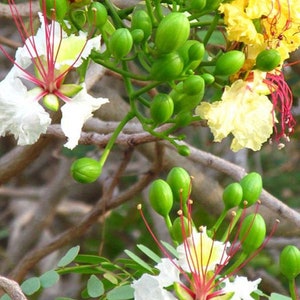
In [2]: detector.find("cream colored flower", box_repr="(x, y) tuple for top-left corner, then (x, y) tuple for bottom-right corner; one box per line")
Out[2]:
(196, 74), (274, 152)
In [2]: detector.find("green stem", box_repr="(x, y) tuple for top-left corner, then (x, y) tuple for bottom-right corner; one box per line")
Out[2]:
(221, 208), (242, 242)
(104, 0), (124, 28)
(98, 111), (135, 168)
(288, 279), (297, 300)
(211, 209), (228, 234)
(164, 215), (173, 233)
(203, 13), (220, 46)
(224, 251), (248, 276)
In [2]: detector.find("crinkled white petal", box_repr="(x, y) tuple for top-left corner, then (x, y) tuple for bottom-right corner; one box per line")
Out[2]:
(61, 84), (109, 149)
(155, 258), (180, 287)
(0, 70), (51, 145)
(131, 274), (177, 300)
(223, 276), (261, 300)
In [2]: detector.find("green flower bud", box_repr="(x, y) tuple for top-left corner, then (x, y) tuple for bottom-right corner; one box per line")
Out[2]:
(177, 145), (191, 156)
(109, 28), (133, 59)
(239, 213), (266, 254)
(131, 10), (152, 42)
(40, 0), (69, 21)
(149, 179), (173, 217)
(130, 29), (144, 44)
(71, 10), (86, 29)
(171, 216), (189, 244)
(239, 172), (262, 207)
(175, 111), (193, 127)
(167, 167), (191, 202)
(150, 52), (184, 81)
(222, 182), (243, 209)
(150, 93), (174, 124)
(43, 94), (59, 111)
(187, 0), (207, 13)
(280, 245), (300, 280)
(87, 2), (108, 28)
(178, 40), (205, 70)
(201, 73), (215, 85)
(256, 49), (281, 72)
(183, 75), (205, 95)
(71, 157), (102, 184)
(155, 12), (190, 54)
(215, 50), (245, 76)
(170, 81), (204, 114)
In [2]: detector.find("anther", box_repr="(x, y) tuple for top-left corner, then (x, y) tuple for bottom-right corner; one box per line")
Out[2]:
(137, 204), (142, 210)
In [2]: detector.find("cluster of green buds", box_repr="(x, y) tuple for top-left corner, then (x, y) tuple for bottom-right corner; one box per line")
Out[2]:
(135, 168), (280, 299)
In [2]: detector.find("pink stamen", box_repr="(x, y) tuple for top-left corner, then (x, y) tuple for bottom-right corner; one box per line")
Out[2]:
(0, 0), (90, 104)
(264, 71), (296, 142)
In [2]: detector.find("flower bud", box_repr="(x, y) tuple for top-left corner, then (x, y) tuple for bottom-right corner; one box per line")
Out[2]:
(170, 81), (204, 114)
(222, 182), (243, 209)
(255, 49), (281, 72)
(149, 179), (173, 217)
(215, 50), (245, 76)
(150, 93), (174, 124)
(280, 245), (300, 280)
(175, 111), (193, 127)
(201, 73), (215, 85)
(167, 167), (191, 202)
(71, 157), (102, 183)
(239, 213), (266, 254)
(87, 2), (108, 28)
(239, 172), (262, 208)
(183, 75), (205, 95)
(43, 94), (59, 111)
(40, 0), (69, 21)
(130, 29), (144, 44)
(109, 28), (133, 59)
(187, 0), (207, 13)
(150, 52), (184, 81)
(131, 10), (152, 42)
(171, 216), (189, 244)
(178, 40), (204, 70)
(155, 12), (190, 54)
(71, 9), (86, 29)
(177, 145), (191, 156)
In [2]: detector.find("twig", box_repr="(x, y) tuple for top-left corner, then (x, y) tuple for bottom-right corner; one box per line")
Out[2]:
(0, 2), (39, 18)
(0, 276), (27, 300)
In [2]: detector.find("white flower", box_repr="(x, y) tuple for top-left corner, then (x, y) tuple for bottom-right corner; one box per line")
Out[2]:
(223, 276), (261, 300)
(155, 258), (180, 287)
(131, 274), (177, 300)
(177, 227), (229, 275)
(0, 11), (108, 149)
(61, 84), (109, 149)
(0, 70), (51, 145)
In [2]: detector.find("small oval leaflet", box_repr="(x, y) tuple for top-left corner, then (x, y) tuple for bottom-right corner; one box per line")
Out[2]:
(57, 245), (80, 267)
(87, 275), (104, 298)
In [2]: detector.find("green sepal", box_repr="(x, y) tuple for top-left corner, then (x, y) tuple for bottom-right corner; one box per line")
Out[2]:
(59, 84), (83, 97)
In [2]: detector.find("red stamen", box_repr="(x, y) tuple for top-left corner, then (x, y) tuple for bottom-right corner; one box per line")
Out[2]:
(264, 71), (296, 142)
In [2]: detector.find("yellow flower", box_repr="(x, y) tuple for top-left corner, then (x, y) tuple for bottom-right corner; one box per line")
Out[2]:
(220, 0), (300, 61)
(196, 72), (274, 152)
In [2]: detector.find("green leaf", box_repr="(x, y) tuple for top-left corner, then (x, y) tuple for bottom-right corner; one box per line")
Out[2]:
(107, 285), (134, 300)
(39, 270), (60, 288)
(55, 298), (77, 300)
(57, 246), (80, 267)
(161, 241), (178, 258)
(0, 295), (11, 300)
(137, 244), (161, 263)
(103, 272), (118, 285)
(21, 277), (41, 296)
(75, 254), (109, 265)
(124, 250), (153, 273)
(87, 275), (104, 298)
(270, 293), (292, 300)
